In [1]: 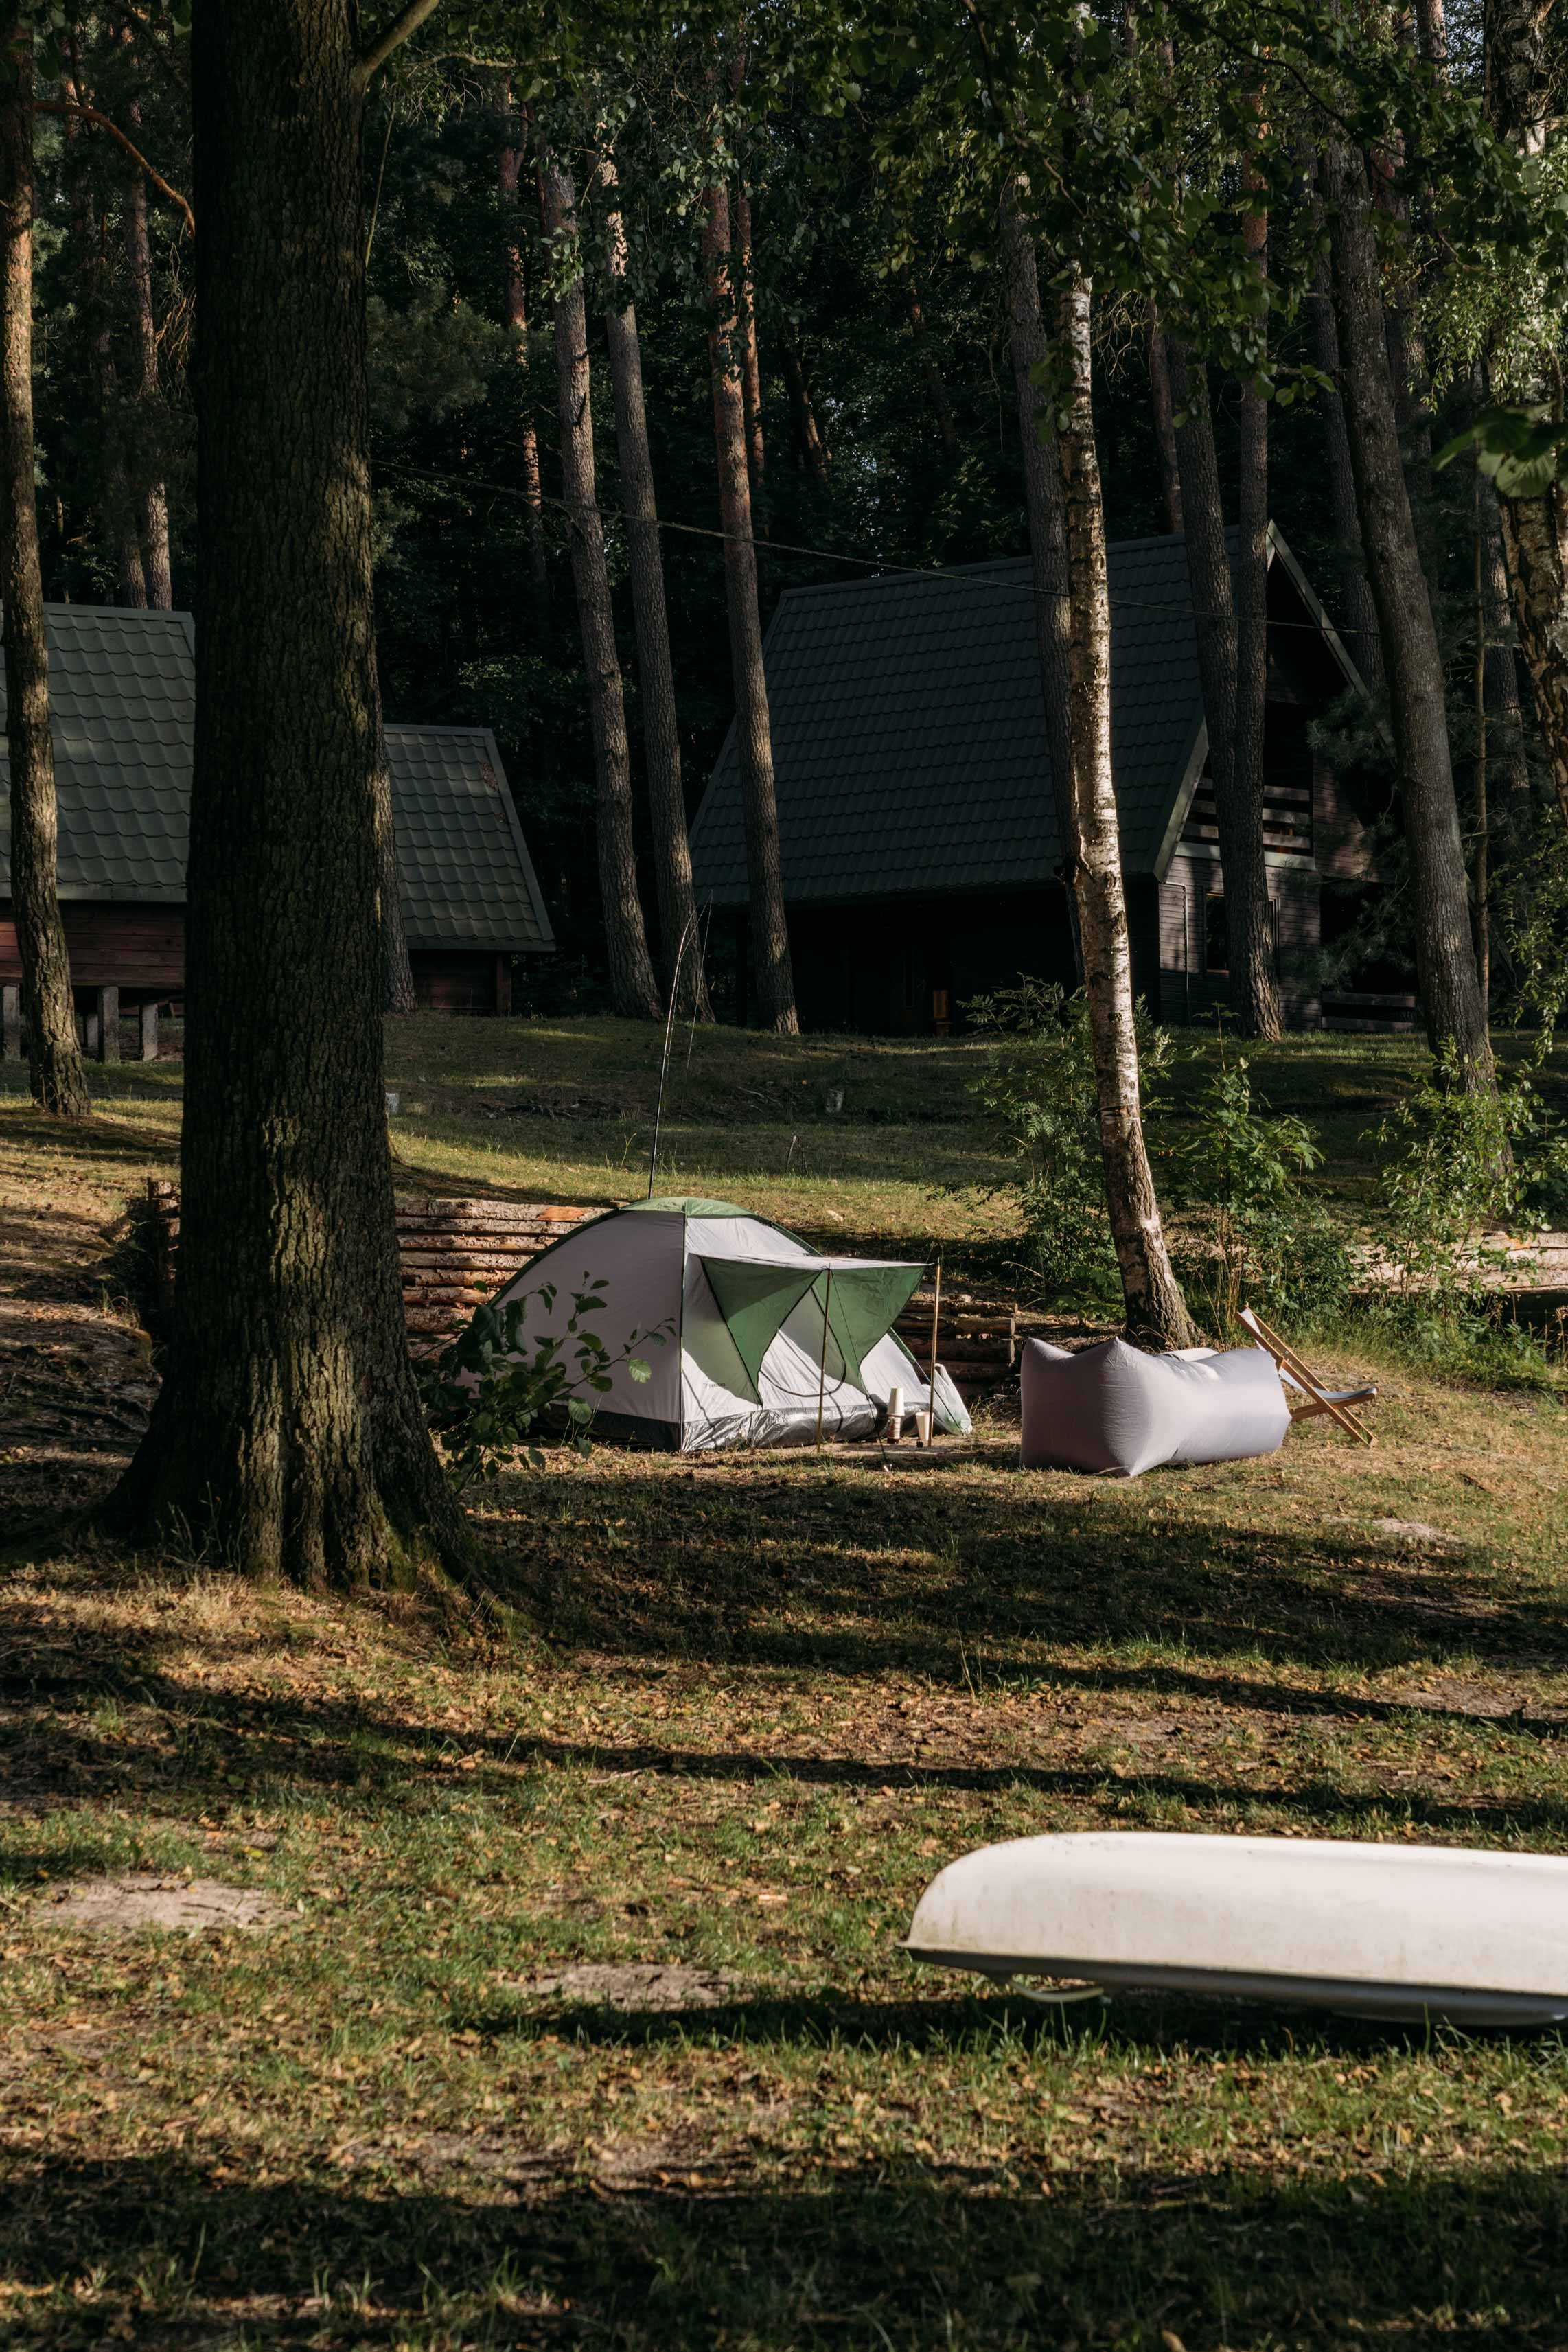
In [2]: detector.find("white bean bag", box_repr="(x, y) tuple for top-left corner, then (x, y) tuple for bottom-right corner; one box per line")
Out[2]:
(1020, 1335), (1291, 1477)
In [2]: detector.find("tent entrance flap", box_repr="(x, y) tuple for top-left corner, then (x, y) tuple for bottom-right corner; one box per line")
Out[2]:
(698, 1258), (821, 1399)
(698, 1254), (925, 1396)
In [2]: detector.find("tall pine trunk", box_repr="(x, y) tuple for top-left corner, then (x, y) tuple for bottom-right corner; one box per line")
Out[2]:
(1311, 242), (1383, 687)
(998, 176), (1079, 972)
(733, 176), (765, 488)
(1233, 170), (1282, 1039)
(1168, 343), (1282, 1037)
(123, 99), (173, 609)
(1481, 0), (1568, 828)
(542, 160), (660, 1023)
(108, 0), (466, 1584)
(702, 175), (796, 1033)
(498, 99), (547, 620)
(601, 150), (711, 1017)
(1, 14), (88, 1118)
(780, 334), (829, 481)
(1324, 139), (1493, 1083)
(1146, 299), (1182, 533)
(1056, 270), (1195, 1350)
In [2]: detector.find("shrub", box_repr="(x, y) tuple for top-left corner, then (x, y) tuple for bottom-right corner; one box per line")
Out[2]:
(1166, 1054), (1354, 1335)
(419, 1278), (667, 1490)
(967, 980), (1173, 1308)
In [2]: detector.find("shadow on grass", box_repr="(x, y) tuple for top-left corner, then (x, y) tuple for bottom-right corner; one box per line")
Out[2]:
(1, 2152), (1564, 2348)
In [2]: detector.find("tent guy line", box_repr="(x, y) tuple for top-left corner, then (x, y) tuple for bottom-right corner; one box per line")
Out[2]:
(372, 457), (1381, 644)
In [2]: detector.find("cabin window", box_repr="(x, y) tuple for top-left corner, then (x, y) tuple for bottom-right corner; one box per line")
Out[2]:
(1203, 890), (1228, 975)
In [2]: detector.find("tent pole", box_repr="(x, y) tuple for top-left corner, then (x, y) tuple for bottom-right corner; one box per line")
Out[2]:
(925, 1256), (942, 1446)
(647, 911), (697, 1198)
(815, 1266), (833, 1450)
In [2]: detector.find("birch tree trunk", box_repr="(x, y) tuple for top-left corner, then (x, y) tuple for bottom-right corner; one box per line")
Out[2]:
(1324, 139), (1494, 1083)
(1168, 342), (1281, 1037)
(542, 160), (661, 1023)
(1056, 270), (1195, 1350)
(601, 151), (711, 1017)
(1233, 176), (1282, 1040)
(998, 176), (1079, 973)
(497, 100), (547, 619)
(123, 97), (173, 610)
(108, 0), (467, 1583)
(702, 175), (796, 1033)
(0, 13), (88, 1117)
(1310, 245), (1383, 688)
(1476, 461), (1531, 820)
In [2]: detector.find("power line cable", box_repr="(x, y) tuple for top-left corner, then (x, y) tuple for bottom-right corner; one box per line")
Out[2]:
(373, 454), (1381, 648)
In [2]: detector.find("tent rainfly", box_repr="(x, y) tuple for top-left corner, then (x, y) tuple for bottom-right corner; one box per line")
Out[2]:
(487, 1196), (973, 1451)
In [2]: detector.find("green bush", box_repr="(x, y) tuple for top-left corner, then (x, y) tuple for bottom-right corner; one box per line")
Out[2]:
(967, 980), (1173, 1308)
(1165, 1055), (1354, 1335)
(419, 1278), (667, 1490)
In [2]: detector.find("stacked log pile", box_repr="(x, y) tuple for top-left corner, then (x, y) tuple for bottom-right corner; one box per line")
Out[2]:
(137, 1183), (594, 1358)
(894, 1289), (1017, 1398)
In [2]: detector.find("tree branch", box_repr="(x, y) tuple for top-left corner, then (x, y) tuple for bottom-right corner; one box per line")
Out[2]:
(352, 0), (445, 95)
(33, 100), (194, 234)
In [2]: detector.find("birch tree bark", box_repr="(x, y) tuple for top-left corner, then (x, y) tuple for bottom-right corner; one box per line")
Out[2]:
(1056, 270), (1195, 1350)
(998, 176), (1079, 971)
(702, 174), (796, 1032)
(542, 159), (660, 1023)
(1168, 342), (1281, 1037)
(108, 0), (467, 1583)
(601, 148), (711, 1017)
(0, 12), (88, 1117)
(1233, 170), (1282, 1040)
(1324, 138), (1494, 1083)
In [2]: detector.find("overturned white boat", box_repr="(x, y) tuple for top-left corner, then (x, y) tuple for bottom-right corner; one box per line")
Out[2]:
(905, 1832), (1568, 2025)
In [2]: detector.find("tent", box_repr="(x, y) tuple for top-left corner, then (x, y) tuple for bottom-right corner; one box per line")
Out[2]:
(488, 1195), (973, 1451)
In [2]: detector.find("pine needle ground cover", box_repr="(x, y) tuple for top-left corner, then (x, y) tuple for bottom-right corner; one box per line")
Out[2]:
(3, 1022), (1568, 2349)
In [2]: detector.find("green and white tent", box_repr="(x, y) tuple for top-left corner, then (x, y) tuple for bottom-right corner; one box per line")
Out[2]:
(489, 1196), (973, 1451)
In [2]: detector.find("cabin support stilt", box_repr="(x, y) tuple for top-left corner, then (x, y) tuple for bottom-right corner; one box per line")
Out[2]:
(1, 982), (19, 1061)
(139, 1000), (159, 1061)
(96, 986), (120, 1063)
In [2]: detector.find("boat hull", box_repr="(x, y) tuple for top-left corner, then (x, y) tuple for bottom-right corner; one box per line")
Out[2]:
(904, 1833), (1568, 2027)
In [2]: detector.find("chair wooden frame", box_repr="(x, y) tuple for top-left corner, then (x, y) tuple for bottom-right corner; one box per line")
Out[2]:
(1238, 1306), (1376, 1446)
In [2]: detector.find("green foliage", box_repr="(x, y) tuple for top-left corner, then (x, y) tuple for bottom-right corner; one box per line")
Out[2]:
(1369, 1047), (1568, 1310)
(1166, 1055), (1353, 1336)
(418, 1278), (665, 1490)
(967, 980), (1171, 1308)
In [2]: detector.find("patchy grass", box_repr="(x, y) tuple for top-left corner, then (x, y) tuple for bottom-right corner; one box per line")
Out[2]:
(5, 1018), (1568, 2346)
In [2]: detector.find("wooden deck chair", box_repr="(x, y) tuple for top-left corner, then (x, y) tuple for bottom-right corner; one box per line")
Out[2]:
(1238, 1306), (1377, 1446)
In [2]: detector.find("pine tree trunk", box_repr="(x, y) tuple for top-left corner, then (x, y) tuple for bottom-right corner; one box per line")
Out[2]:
(1482, 0), (1568, 828)
(1146, 298), (1182, 533)
(601, 150), (711, 1018)
(1310, 244), (1383, 687)
(106, 0), (468, 1585)
(733, 177), (765, 488)
(1324, 139), (1494, 1083)
(0, 15), (89, 1118)
(497, 104), (547, 619)
(1168, 343), (1281, 1037)
(1232, 183), (1282, 1039)
(1056, 270), (1195, 1350)
(906, 283), (958, 465)
(780, 334), (829, 481)
(998, 175), (1079, 973)
(542, 159), (660, 1023)
(1476, 460), (1531, 820)
(123, 98), (173, 609)
(702, 175), (796, 1033)
(60, 58), (146, 606)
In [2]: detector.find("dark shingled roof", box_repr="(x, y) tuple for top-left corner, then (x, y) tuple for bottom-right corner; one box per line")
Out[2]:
(0, 603), (553, 952)
(690, 531), (1247, 906)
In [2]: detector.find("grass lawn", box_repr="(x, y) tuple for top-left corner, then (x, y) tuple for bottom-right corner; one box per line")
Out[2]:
(4, 1018), (1568, 2349)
